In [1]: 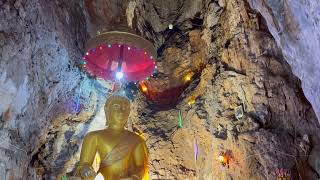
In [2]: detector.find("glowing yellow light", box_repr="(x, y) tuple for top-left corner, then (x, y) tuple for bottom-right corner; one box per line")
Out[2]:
(218, 155), (226, 163)
(141, 84), (148, 92)
(95, 173), (104, 180)
(184, 72), (194, 83)
(185, 74), (192, 82)
(188, 96), (196, 105)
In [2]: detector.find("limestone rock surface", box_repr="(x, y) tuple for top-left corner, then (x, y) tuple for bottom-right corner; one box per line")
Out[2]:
(247, 0), (320, 122)
(0, 0), (320, 179)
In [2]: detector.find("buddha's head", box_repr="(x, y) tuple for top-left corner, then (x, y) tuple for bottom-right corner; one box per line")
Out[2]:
(104, 95), (130, 130)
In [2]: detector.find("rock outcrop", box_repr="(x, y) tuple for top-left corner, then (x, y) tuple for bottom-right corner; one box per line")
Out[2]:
(247, 0), (320, 122)
(131, 0), (320, 179)
(0, 0), (319, 179)
(0, 0), (100, 179)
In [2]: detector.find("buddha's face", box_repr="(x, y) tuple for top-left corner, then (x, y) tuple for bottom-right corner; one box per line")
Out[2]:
(105, 96), (130, 130)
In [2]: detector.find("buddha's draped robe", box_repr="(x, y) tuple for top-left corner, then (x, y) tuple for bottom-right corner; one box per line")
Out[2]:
(77, 131), (149, 180)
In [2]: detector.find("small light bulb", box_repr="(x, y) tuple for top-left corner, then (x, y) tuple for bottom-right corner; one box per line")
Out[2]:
(108, 44), (111, 48)
(116, 71), (124, 80)
(184, 72), (193, 82)
(218, 155), (224, 161)
(86, 52), (89, 55)
(150, 56), (153, 59)
(142, 86), (148, 92)
(185, 75), (191, 81)
(218, 155), (226, 164)
(128, 47), (131, 50)
(188, 101), (193, 106)
(169, 24), (173, 29)
(188, 97), (196, 105)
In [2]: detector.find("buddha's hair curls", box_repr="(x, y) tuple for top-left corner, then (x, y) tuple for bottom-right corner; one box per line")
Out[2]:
(104, 94), (130, 114)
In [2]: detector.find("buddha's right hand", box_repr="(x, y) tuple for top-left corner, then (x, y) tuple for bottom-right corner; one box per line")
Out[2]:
(80, 166), (97, 179)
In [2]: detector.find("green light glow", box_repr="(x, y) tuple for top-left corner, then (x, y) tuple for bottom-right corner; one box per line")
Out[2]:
(179, 110), (183, 128)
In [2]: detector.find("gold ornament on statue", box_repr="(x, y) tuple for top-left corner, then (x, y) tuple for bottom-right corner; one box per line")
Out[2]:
(76, 95), (149, 180)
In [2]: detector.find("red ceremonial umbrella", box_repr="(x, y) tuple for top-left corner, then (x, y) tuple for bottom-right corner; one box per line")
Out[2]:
(82, 30), (157, 82)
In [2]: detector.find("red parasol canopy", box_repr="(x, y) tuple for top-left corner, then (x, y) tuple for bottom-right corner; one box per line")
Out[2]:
(82, 30), (157, 82)
(138, 81), (189, 107)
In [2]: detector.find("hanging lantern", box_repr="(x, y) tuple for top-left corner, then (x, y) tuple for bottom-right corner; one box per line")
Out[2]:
(82, 27), (157, 82)
(78, 26), (157, 107)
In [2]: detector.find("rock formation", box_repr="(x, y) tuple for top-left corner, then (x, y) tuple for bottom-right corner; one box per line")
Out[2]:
(0, 0), (319, 179)
(247, 0), (320, 121)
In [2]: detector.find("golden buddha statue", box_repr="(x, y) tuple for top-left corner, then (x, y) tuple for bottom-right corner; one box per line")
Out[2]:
(76, 95), (149, 180)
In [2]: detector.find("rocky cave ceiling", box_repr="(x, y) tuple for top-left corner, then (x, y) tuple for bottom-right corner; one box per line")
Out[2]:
(0, 0), (320, 179)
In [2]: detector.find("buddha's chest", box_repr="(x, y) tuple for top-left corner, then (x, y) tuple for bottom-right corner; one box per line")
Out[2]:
(97, 136), (136, 177)
(97, 135), (128, 155)
(98, 141), (115, 153)
(97, 133), (137, 163)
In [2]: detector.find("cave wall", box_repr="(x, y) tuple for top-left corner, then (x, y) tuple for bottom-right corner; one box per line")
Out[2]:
(0, 0), (320, 179)
(246, 0), (320, 122)
(131, 0), (320, 179)
(0, 0), (100, 179)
